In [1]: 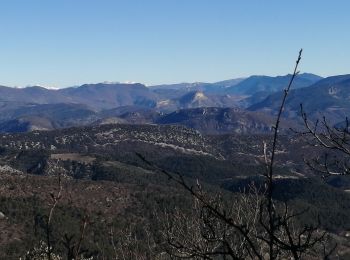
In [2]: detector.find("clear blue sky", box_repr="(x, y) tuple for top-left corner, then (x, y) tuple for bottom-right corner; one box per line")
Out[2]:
(0, 0), (349, 87)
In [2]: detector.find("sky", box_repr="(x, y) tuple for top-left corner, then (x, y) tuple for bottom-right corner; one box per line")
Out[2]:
(0, 0), (349, 88)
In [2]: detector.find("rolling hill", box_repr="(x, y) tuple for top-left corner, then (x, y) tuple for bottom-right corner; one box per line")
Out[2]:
(156, 107), (296, 134)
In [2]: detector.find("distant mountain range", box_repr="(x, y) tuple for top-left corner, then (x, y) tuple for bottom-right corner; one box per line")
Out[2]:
(249, 74), (350, 124)
(0, 73), (322, 110)
(0, 105), (292, 135)
(0, 73), (349, 134)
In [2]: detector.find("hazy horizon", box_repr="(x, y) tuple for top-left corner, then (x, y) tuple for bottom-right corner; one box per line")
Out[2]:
(0, 71), (333, 89)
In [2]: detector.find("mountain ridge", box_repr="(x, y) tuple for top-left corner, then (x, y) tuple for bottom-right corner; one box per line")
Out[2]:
(249, 74), (350, 124)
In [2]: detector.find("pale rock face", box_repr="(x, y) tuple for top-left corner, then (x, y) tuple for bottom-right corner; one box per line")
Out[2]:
(193, 91), (208, 102)
(328, 86), (338, 95)
(157, 99), (171, 107)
